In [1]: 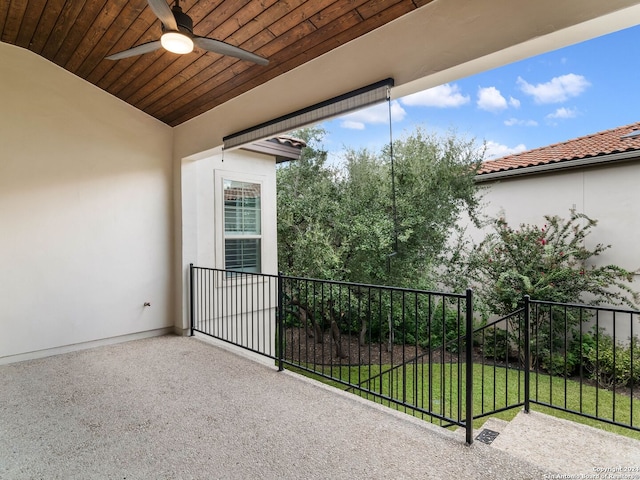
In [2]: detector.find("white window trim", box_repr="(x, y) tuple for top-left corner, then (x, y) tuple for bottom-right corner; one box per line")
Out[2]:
(214, 170), (266, 277)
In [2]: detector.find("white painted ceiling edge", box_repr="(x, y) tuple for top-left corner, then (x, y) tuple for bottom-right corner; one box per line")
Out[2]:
(392, 1), (640, 100)
(174, 0), (640, 159)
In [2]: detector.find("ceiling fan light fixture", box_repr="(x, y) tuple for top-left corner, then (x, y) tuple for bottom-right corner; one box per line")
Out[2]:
(105, 0), (268, 64)
(161, 31), (193, 54)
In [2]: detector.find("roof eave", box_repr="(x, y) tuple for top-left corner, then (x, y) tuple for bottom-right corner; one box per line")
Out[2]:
(475, 149), (640, 182)
(241, 139), (304, 163)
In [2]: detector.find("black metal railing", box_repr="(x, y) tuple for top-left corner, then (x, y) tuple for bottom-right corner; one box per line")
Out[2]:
(527, 299), (639, 432)
(279, 274), (474, 444)
(469, 296), (640, 432)
(473, 306), (528, 420)
(190, 265), (475, 443)
(190, 265), (640, 443)
(190, 266), (279, 359)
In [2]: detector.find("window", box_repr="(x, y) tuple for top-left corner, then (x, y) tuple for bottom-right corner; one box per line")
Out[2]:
(223, 179), (261, 272)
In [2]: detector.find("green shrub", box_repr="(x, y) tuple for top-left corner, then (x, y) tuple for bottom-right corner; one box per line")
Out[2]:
(465, 210), (637, 374)
(480, 328), (509, 360)
(584, 332), (640, 388)
(540, 351), (580, 377)
(470, 210), (638, 314)
(423, 301), (466, 353)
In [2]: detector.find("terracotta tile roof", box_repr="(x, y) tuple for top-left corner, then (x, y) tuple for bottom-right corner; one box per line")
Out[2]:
(268, 135), (307, 149)
(479, 121), (640, 175)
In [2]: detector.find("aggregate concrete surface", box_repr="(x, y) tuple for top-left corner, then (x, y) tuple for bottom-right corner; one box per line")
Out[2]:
(0, 335), (630, 479)
(489, 409), (640, 476)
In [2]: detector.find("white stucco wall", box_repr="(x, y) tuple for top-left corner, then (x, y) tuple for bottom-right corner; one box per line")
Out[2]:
(474, 162), (640, 338)
(0, 44), (174, 363)
(178, 148), (278, 333)
(482, 161), (640, 270)
(477, 162), (640, 276)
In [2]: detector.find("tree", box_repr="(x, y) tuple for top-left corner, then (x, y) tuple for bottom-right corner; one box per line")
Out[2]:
(466, 210), (639, 371)
(469, 210), (638, 313)
(277, 127), (344, 280)
(277, 126), (483, 287)
(386, 129), (482, 287)
(277, 127), (482, 351)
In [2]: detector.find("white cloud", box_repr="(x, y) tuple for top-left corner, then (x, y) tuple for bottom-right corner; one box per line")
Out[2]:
(504, 118), (538, 127)
(477, 87), (508, 113)
(341, 120), (365, 130)
(339, 101), (406, 130)
(546, 107), (578, 119)
(483, 141), (527, 160)
(509, 96), (521, 108)
(401, 83), (470, 108)
(517, 74), (590, 104)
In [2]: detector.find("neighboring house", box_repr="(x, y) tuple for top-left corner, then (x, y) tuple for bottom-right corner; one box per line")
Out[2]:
(474, 122), (640, 336)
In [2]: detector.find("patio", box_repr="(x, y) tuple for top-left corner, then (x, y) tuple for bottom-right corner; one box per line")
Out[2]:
(2, 336), (638, 479)
(0, 335), (549, 479)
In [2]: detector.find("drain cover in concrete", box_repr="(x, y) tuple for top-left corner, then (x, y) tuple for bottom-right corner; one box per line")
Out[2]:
(476, 428), (500, 445)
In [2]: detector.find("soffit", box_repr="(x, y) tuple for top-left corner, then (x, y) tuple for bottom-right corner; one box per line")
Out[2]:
(0, 0), (433, 126)
(2, 1), (639, 128)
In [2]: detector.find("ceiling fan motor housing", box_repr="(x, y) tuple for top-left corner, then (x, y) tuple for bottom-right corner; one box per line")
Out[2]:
(168, 6), (193, 35)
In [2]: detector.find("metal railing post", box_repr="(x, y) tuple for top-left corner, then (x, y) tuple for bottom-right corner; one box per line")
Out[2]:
(523, 295), (530, 413)
(189, 263), (195, 337)
(277, 272), (284, 372)
(465, 288), (474, 445)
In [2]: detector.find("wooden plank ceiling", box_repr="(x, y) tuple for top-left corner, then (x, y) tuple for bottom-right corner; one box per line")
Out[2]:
(0, 0), (433, 126)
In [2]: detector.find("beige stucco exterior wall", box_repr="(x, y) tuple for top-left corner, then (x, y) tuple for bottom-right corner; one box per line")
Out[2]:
(477, 162), (640, 276)
(3, 2), (639, 362)
(0, 44), (174, 363)
(0, 44), (285, 361)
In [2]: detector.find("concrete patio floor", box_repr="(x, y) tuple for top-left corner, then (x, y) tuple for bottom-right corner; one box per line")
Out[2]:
(0, 335), (636, 479)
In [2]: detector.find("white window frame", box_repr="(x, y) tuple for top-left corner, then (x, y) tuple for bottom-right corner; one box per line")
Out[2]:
(214, 170), (265, 275)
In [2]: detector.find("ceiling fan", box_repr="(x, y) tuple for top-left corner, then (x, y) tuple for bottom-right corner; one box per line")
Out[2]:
(105, 0), (268, 65)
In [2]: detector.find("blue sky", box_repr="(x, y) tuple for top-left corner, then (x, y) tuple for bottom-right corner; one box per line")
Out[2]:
(319, 23), (640, 163)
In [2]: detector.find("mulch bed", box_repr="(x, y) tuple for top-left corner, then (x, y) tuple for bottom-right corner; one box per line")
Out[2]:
(283, 326), (459, 367)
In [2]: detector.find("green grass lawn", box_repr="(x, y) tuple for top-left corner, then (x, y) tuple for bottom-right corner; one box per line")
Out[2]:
(286, 362), (640, 441)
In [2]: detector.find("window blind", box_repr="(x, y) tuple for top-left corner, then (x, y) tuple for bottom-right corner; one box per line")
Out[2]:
(225, 239), (261, 273)
(223, 179), (262, 273)
(223, 78), (394, 149)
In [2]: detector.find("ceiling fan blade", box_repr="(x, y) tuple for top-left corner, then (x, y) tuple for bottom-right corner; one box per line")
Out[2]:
(147, 0), (178, 31)
(193, 37), (269, 66)
(105, 40), (163, 60)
